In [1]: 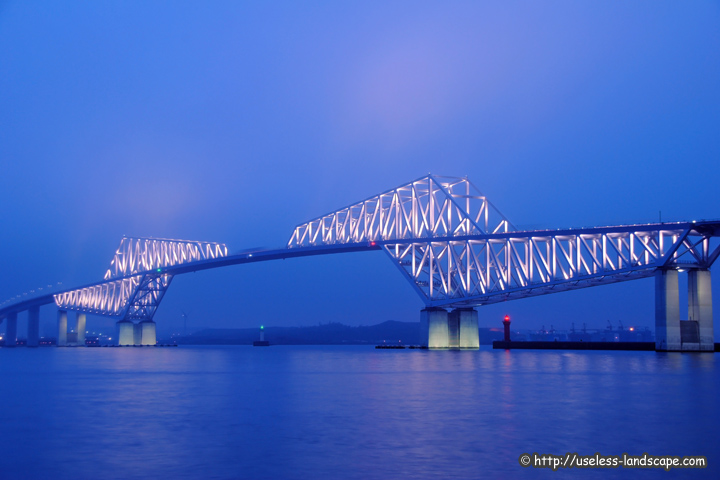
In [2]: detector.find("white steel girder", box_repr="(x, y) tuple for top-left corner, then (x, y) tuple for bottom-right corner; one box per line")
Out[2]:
(54, 276), (141, 316)
(37, 176), (720, 318)
(54, 237), (227, 320)
(288, 175), (512, 247)
(105, 237), (228, 280)
(288, 175), (720, 308)
(381, 226), (715, 307)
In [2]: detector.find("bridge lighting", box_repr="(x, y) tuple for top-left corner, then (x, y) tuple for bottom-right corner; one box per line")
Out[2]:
(7, 176), (720, 332)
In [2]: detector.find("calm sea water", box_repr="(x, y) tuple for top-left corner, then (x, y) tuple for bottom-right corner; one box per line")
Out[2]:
(0, 345), (717, 479)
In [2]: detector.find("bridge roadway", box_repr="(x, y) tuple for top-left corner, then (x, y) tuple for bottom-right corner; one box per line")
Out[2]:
(4, 219), (719, 320)
(0, 241), (382, 320)
(1, 173), (718, 351)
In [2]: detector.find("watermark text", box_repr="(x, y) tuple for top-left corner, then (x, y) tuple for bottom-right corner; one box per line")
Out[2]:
(518, 453), (706, 471)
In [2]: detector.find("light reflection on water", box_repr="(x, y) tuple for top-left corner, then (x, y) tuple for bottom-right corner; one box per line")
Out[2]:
(0, 346), (717, 479)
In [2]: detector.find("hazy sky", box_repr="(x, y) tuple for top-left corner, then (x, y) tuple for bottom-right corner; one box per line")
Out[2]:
(1, 1), (719, 336)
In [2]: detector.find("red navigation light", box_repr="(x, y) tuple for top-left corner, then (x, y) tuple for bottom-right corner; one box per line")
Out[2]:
(504, 315), (510, 322)
(370, 241), (376, 246)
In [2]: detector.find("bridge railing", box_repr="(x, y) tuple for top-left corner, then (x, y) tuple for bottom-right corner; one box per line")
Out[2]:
(1, 283), (64, 311)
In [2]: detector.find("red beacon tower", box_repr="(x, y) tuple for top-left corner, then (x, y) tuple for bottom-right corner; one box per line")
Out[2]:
(502, 315), (511, 342)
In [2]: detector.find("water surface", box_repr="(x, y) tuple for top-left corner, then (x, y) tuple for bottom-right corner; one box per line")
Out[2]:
(0, 346), (717, 479)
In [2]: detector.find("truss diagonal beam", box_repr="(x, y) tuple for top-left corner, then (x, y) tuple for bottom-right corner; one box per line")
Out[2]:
(381, 225), (716, 307)
(105, 237), (228, 280)
(54, 237), (227, 321)
(2, 176), (717, 322)
(287, 174), (513, 247)
(286, 174), (720, 308)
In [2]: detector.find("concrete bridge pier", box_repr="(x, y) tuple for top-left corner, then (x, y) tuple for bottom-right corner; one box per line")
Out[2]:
(688, 269), (714, 351)
(133, 323), (142, 345)
(655, 269), (682, 351)
(421, 307), (449, 348)
(139, 320), (156, 345)
(656, 268), (714, 352)
(27, 306), (40, 347)
(57, 310), (68, 346)
(421, 307), (479, 349)
(117, 319), (134, 345)
(450, 308), (480, 349)
(116, 319), (156, 346)
(75, 313), (86, 346)
(5, 312), (17, 347)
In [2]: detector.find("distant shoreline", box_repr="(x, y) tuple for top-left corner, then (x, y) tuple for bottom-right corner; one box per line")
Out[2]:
(169, 320), (513, 346)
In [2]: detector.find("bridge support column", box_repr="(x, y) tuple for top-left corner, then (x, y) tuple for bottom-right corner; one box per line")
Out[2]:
(5, 312), (17, 347)
(421, 308), (449, 349)
(57, 310), (68, 346)
(133, 323), (142, 345)
(451, 308), (479, 349)
(655, 269), (681, 351)
(688, 269), (714, 352)
(27, 306), (40, 347)
(76, 313), (86, 347)
(140, 320), (156, 346)
(448, 310), (459, 347)
(117, 320), (134, 346)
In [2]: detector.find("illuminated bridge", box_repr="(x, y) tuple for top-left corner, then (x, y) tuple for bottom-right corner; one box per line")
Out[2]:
(1, 175), (718, 351)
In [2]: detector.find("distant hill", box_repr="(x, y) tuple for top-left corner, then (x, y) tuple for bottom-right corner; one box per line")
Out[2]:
(177, 321), (505, 345)
(179, 320), (420, 345)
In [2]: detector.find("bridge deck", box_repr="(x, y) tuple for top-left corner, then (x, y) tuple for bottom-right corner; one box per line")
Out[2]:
(2, 220), (719, 320)
(0, 242), (381, 320)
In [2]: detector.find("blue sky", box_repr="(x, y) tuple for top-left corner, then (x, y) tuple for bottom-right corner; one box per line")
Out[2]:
(1, 1), (719, 336)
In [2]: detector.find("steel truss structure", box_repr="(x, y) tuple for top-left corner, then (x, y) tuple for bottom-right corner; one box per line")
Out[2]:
(54, 237), (227, 320)
(289, 175), (720, 308)
(104, 237), (228, 280)
(288, 175), (513, 247)
(1, 174), (716, 325)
